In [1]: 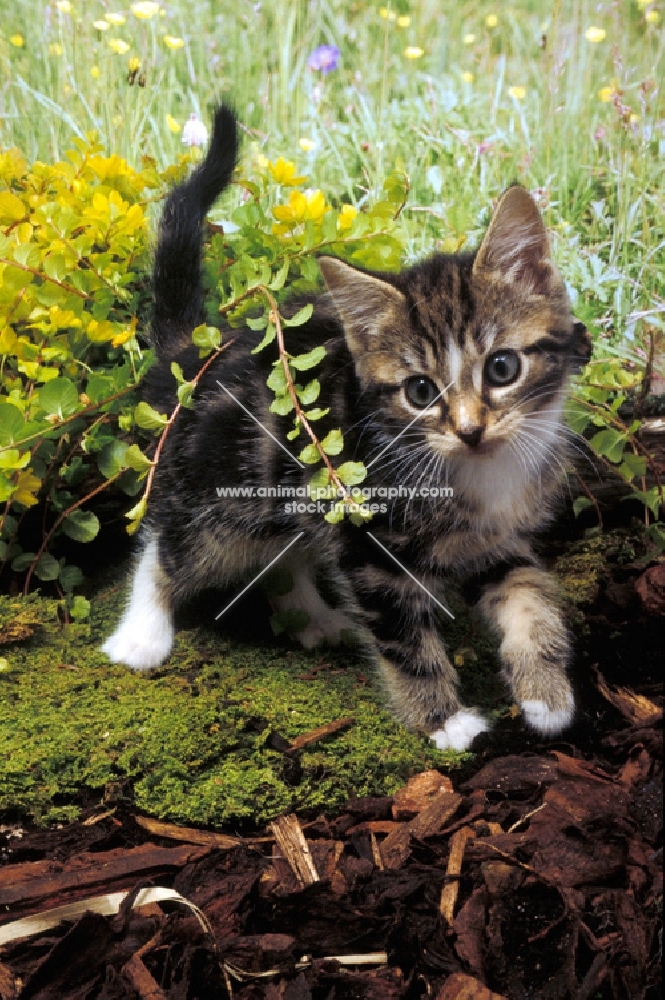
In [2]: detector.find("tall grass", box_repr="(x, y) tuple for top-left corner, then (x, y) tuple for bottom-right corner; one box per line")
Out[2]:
(1, 0), (663, 345)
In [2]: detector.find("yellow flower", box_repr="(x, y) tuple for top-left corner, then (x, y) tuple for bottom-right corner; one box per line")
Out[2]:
(128, 56), (141, 72)
(404, 46), (424, 59)
(131, 2), (160, 18)
(337, 204), (358, 231)
(273, 189), (329, 228)
(90, 65), (100, 78)
(598, 85), (616, 102)
(629, 112), (641, 124)
(166, 114), (181, 133)
(268, 157), (307, 185)
(49, 43), (63, 55)
(13, 470), (41, 508)
(112, 327), (135, 348)
(463, 32), (476, 44)
(56, 0), (72, 12)
(109, 38), (130, 54)
(113, 114), (123, 126)
(299, 137), (317, 152)
(93, 19), (109, 30)
(485, 14), (498, 27)
(163, 35), (184, 48)
(106, 12), (126, 25)
(508, 85), (526, 100)
(585, 26), (606, 42)
(379, 7), (397, 21)
(9, 34), (24, 47)
(462, 71), (474, 83)
(645, 10), (660, 23)
(397, 15), (411, 27)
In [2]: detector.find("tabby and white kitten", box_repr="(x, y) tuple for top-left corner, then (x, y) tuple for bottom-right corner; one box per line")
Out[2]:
(102, 106), (591, 751)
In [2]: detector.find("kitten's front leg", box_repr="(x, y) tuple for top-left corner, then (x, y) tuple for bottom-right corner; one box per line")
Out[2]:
(479, 565), (574, 734)
(101, 533), (175, 670)
(353, 565), (488, 750)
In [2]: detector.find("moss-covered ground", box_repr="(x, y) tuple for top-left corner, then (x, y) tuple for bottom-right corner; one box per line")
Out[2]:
(3, 520), (656, 830)
(0, 575), (506, 829)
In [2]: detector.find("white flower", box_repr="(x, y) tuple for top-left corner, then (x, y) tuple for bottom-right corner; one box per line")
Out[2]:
(182, 113), (209, 147)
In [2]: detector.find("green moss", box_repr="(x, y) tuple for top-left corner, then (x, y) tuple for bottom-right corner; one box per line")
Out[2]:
(1, 583), (494, 828)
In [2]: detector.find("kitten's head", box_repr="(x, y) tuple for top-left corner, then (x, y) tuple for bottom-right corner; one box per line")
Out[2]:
(319, 186), (591, 469)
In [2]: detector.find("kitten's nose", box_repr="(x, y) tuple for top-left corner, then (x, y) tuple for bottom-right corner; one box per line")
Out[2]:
(456, 426), (483, 448)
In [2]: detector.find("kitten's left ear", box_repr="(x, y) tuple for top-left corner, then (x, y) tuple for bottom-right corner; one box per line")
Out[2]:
(318, 256), (407, 355)
(472, 185), (562, 295)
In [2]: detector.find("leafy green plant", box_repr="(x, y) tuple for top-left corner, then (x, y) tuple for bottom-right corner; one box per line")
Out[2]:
(131, 156), (408, 532)
(0, 135), (195, 610)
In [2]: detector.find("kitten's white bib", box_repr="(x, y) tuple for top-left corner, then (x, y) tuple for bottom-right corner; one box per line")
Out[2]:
(430, 709), (488, 751)
(520, 698), (574, 735)
(101, 538), (174, 670)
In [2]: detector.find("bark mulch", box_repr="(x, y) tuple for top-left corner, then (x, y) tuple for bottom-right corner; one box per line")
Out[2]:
(0, 671), (661, 1000)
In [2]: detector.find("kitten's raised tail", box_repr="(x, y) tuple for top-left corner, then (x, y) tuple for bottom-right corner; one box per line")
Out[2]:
(151, 105), (238, 358)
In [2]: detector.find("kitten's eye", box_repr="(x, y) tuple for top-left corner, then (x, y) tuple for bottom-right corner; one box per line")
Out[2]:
(484, 350), (521, 387)
(404, 376), (440, 409)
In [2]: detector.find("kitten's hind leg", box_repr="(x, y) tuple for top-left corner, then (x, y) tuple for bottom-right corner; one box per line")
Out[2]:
(101, 533), (175, 670)
(272, 559), (355, 649)
(479, 565), (574, 735)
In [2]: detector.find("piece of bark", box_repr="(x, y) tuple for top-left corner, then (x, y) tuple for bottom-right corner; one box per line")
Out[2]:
(461, 755), (558, 795)
(0, 962), (18, 1000)
(436, 972), (507, 1000)
(440, 827), (475, 924)
(635, 562), (665, 615)
(289, 717), (354, 751)
(133, 815), (244, 848)
(380, 791), (462, 870)
(345, 821), (401, 836)
(0, 843), (210, 912)
(392, 769), (454, 820)
(593, 667), (662, 726)
(121, 955), (168, 1000)
(452, 886), (488, 978)
(270, 815), (319, 886)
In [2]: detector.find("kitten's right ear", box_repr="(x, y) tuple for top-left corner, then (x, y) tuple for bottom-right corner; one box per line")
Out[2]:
(472, 185), (561, 296)
(318, 257), (406, 355)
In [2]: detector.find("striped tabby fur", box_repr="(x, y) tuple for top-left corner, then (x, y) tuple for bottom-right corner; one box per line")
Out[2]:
(102, 106), (591, 750)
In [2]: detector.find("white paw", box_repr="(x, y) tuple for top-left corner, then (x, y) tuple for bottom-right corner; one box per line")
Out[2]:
(520, 697), (574, 735)
(430, 709), (489, 751)
(101, 618), (174, 671)
(296, 610), (354, 649)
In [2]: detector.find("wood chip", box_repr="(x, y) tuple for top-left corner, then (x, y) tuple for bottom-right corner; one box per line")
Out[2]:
(370, 831), (384, 871)
(380, 791), (462, 870)
(440, 826), (475, 923)
(0, 843), (210, 911)
(270, 814), (320, 886)
(392, 769), (454, 820)
(0, 961), (18, 1000)
(593, 666), (662, 726)
(122, 954), (169, 1000)
(437, 972), (508, 1000)
(289, 717), (354, 751)
(133, 815), (243, 849)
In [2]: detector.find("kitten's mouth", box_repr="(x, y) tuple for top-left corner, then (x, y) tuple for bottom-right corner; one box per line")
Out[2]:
(457, 437), (500, 456)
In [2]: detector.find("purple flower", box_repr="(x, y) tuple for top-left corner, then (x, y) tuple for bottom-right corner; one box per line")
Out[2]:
(307, 44), (340, 74)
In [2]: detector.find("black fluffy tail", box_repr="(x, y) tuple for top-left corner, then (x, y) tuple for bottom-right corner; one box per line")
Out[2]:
(151, 105), (238, 358)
